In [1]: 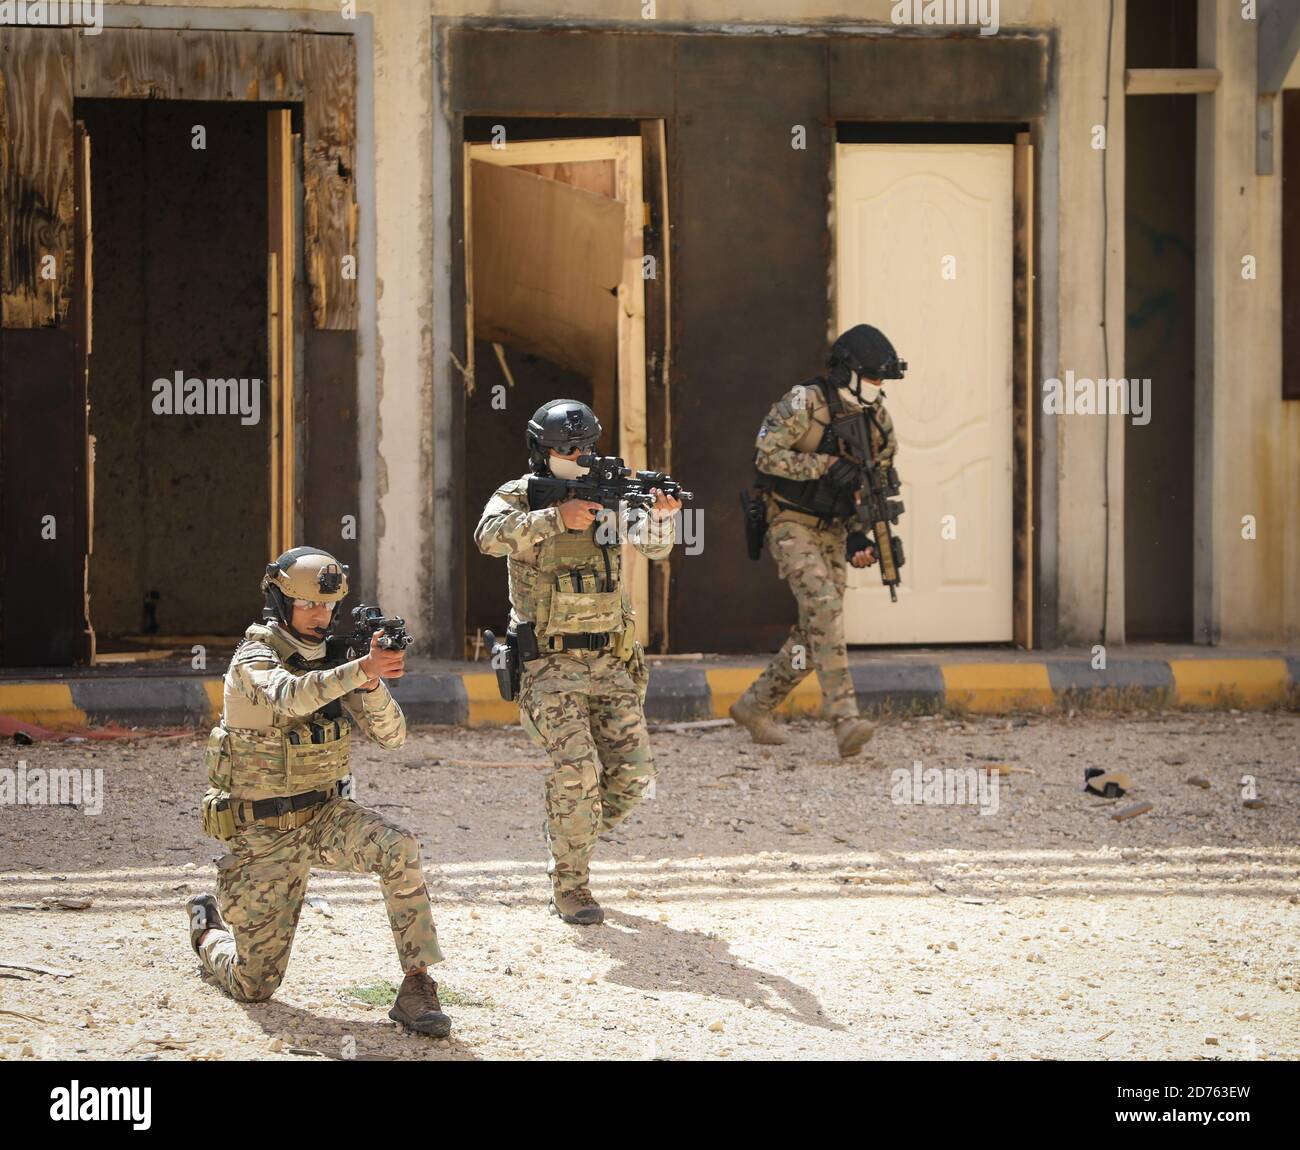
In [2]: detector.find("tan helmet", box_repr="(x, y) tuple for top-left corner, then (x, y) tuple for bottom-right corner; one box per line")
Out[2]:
(261, 546), (349, 633)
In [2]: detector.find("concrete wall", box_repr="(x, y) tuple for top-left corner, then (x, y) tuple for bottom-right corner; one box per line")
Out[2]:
(1201, 0), (1300, 644)
(112, 0), (1299, 648)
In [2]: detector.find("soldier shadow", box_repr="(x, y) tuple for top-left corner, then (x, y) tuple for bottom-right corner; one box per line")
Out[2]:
(230, 995), (481, 1061)
(575, 909), (840, 1032)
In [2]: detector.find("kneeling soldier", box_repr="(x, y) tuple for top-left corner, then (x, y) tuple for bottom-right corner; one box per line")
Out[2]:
(186, 547), (450, 1036)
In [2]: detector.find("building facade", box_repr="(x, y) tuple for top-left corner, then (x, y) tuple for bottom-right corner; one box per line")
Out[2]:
(1, 0), (1297, 666)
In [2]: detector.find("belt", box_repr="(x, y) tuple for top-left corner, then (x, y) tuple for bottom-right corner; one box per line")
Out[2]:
(544, 632), (611, 652)
(234, 781), (346, 831)
(769, 498), (841, 530)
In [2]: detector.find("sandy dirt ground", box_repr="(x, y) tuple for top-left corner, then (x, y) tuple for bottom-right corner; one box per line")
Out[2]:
(0, 710), (1296, 1061)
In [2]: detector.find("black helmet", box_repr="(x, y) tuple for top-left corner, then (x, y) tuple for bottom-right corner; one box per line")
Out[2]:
(828, 324), (908, 382)
(526, 399), (602, 473)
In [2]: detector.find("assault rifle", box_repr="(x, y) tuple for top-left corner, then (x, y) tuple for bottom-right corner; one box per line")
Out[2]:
(322, 604), (413, 666)
(527, 454), (694, 512)
(829, 408), (906, 602)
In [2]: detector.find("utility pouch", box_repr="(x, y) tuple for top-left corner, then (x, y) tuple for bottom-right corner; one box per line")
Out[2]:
(283, 720), (350, 788)
(485, 629), (520, 702)
(740, 489), (768, 561)
(615, 622), (637, 662)
(516, 621), (540, 663)
(203, 726), (232, 790)
(545, 570), (625, 635)
(201, 787), (237, 842)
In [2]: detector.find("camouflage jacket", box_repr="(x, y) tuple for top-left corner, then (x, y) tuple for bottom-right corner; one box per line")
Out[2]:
(475, 473), (675, 632)
(755, 380), (898, 482)
(223, 622), (406, 750)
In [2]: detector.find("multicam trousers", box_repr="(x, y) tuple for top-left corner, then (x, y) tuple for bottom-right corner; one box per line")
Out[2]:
(198, 796), (443, 1002)
(518, 647), (654, 894)
(746, 517), (860, 723)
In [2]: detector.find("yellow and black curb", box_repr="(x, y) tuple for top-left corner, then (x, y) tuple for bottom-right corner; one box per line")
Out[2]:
(1, 655), (1295, 731)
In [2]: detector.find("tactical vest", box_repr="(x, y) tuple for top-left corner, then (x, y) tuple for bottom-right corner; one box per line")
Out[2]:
(204, 623), (351, 801)
(757, 378), (858, 521)
(507, 497), (629, 645)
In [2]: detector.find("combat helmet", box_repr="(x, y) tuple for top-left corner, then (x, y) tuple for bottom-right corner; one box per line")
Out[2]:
(526, 399), (602, 474)
(828, 324), (908, 386)
(261, 546), (349, 638)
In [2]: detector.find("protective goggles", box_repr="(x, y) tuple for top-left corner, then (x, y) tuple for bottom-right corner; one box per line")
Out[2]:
(291, 598), (337, 610)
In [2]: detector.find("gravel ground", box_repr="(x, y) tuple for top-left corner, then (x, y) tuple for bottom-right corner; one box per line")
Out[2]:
(0, 710), (1296, 1061)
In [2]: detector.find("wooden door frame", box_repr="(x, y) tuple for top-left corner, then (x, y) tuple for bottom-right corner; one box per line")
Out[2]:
(461, 132), (656, 649)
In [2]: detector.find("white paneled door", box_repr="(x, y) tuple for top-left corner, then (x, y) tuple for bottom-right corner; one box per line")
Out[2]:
(835, 143), (1014, 644)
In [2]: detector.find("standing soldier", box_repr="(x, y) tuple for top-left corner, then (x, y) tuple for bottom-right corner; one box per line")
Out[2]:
(475, 400), (679, 925)
(731, 325), (906, 758)
(185, 547), (451, 1037)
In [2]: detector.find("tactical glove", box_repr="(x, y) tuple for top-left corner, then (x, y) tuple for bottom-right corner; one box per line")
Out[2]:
(846, 531), (873, 562)
(825, 458), (860, 490)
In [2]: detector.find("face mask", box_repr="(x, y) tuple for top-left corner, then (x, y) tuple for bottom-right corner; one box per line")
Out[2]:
(272, 620), (327, 661)
(549, 454), (591, 480)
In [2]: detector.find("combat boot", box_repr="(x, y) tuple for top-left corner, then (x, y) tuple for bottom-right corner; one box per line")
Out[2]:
(185, 893), (227, 955)
(388, 969), (453, 1037)
(835, 717), (876, 759)
(550, 885), (605, 925)
(729, 695), (788, 745)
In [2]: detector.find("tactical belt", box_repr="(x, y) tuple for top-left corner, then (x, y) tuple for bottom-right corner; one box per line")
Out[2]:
(769, 498), (836, 529)
(234, 779), (348, 830)
(544, 632), (611, 652)
(760, 475), (852, 525)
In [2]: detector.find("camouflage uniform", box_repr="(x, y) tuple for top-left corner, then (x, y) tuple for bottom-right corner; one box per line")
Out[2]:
(475, 476), (673, 895)
(744, 382), (897, 722)
(198, 622), (442, 1002)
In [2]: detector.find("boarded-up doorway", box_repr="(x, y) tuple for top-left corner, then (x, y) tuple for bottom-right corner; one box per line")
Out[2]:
(78, 99), (287, 652)
(0, 26), (359, 668)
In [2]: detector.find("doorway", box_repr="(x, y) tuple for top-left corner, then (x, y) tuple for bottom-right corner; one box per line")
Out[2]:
(1123, 0), (1197, 641)
(835, 137), (1019, 644)
(461, 124), (656, 655)
(77, 99), (291, 655)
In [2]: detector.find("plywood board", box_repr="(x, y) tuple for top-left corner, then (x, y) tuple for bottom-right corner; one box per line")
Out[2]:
(1, 28), (74, 328)
(73, 28), (304, 101)
(470, 158), (623, 394)
(302, 32), (358, 330)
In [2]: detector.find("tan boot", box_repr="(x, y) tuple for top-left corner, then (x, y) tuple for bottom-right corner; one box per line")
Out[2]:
(388, 969), (453, 1037)
(550, 885), (604, 925)
(835, 717), (876, 759)
(729, 695), (788, 745)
